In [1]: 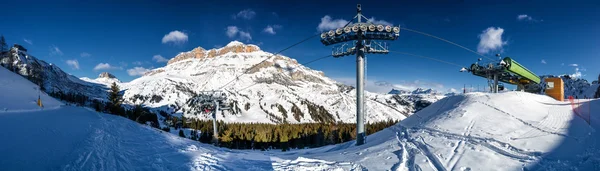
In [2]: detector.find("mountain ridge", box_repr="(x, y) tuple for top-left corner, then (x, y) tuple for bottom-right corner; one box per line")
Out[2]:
(119, 41), (444, 124)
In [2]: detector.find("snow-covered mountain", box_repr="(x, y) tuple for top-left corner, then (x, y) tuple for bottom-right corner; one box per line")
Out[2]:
(80, 72), (121, 87)
(0, 44), (108, 99)
(411, 87), (437, 95)
(118, 41), (445, 124)
(387, 89), (409, 95)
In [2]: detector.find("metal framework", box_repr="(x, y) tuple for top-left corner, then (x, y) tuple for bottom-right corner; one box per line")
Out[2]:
(195, 90), (230, 144)
(319, 4), (399, 146)
(461, 55), (541, 93)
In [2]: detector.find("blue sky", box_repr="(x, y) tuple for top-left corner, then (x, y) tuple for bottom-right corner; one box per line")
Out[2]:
(2, 0), (600, 93)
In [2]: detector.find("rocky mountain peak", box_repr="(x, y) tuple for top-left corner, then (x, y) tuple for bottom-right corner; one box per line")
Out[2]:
(411, 88), (435, 94)
(388, 89), (410, 95)
(98, 72), (116, 79)
(166, 41), (261, 65)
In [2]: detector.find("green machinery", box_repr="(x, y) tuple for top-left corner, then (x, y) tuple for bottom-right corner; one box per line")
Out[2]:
(466, 57), (541, 93)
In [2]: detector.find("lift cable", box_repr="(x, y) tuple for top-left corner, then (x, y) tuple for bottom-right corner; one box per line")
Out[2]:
(399, 27), (496, 61)
(388, 50), (465, 68)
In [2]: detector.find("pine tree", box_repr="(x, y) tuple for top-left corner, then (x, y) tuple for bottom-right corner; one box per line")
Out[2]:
(0, 35), (7, 53)
(179, 130), (185, 138)
(1, 36), (13, 71)
(108, 82), (123, 115)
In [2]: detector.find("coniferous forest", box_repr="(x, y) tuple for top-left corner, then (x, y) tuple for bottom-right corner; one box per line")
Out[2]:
(170, 118), (399, 151)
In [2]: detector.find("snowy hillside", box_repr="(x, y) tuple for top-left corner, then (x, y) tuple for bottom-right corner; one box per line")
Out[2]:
(2, 65), (598, 170)
(0, 66), (62, 111)
(0, 45), (108, 99)
(118, 41), (444, 124)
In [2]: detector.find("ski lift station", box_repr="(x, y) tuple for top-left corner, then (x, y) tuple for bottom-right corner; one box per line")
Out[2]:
(464, 56), (565, 101)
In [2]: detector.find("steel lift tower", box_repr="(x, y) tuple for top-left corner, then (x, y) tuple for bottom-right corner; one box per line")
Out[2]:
(319, 4), (400, 146)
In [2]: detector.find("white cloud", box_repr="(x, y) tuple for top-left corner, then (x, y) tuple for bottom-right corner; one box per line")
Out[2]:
(569, 64), (578, 67)
(226, 26), (239, 38)
(517, 14), (532, 21)
(238, 31), (252, 41)
(263, 25), (282, 35)
(477, 27), (507, 54)
(541, 59), (547, 64)
(93, 63), (119, 71)
(263, 26), (276, 35)
(65, 59), (79, 70)
(80, 52), (91, 57)
(23, 39), (33, 45)
(317, 15), (350, 32)
(161, 30), (188, 44)
(449, 88), (458, 93)
(517, 14), (542, 22)
(367, 17), (393, 26)
(127, 67), (151, 76)
(49, 45), (63, 56)
(232, 9), (256, 20)
(152, 55), (168, 63)
(225, 26), (252, 42)
(570, 67), (582, 78)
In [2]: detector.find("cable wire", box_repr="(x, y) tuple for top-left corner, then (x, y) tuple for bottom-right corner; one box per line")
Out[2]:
(388, 50), (464, 68)
(400, 27), (495, 61)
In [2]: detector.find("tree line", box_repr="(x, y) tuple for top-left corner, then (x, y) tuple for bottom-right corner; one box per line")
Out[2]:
(172, 117), (398, 151)
(47, 82), (160, 128)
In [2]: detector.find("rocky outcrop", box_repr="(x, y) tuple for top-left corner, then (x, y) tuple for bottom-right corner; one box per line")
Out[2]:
(166, 41), (261, 65)
(98, 72), (116, 79)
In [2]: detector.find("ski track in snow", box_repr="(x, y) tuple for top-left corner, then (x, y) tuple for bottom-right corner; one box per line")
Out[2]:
(475, 101), (574, 139)
(447, 119), (475, 170)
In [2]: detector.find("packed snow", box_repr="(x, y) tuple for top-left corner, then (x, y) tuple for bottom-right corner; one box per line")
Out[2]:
(1, 65), (599, 170)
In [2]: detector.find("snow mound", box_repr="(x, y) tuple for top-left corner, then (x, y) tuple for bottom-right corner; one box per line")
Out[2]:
(0, 66), (62, 112)
(267, 92), (600, 170)
(395, 92), (600, 170)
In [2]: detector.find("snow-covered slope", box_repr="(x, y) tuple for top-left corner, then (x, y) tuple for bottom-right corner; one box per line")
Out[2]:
(270, 91), (600, 170)
(2, 66), (598, 170)
(119, 41), (443, 123)
(0, 66), (62, 112)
